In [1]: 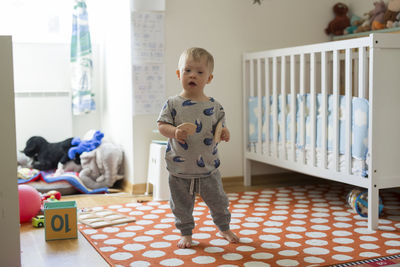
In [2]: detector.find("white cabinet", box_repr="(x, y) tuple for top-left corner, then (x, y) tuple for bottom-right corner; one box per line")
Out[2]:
(147, 142), (170, 201)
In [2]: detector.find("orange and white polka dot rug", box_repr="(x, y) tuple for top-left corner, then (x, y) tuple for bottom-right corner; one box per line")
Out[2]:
(79, 183), (400, 267)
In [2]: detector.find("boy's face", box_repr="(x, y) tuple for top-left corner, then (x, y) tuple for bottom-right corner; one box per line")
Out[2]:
(176, 56), (213, 93)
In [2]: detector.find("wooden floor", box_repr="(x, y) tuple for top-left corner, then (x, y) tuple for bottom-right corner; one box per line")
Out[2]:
(19, 173), (322, 267)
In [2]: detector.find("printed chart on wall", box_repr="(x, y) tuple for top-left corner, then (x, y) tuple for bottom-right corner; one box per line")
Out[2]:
(132, 11), (165, 115)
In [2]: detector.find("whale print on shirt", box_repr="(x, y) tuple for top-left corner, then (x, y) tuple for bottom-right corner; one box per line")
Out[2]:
(203, 107), (214, 116)
(182, 100), (196, 106)
(195, 119), (202, 133)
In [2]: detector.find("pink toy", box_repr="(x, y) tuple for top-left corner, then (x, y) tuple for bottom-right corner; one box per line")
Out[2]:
(18, 185), (42, 223)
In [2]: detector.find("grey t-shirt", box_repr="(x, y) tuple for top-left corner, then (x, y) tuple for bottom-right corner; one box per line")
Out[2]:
(157, 95), (226, 178)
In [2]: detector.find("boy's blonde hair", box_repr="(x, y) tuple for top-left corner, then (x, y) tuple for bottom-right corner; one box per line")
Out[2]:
(178, 47), (214, 73)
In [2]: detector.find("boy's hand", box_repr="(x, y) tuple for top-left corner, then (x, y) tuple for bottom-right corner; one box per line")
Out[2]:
(221, 128), (230, 142)
(175, 128), (188, 144)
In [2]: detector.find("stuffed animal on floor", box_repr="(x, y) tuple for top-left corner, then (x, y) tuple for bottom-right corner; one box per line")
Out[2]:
(68, 130), (104, 162)
(22, 136), (75, 171)
(325, 2), (350, 36)
(79, 142), (124, 189)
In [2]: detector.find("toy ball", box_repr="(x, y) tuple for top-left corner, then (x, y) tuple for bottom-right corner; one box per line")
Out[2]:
(18, 185), (42, 223)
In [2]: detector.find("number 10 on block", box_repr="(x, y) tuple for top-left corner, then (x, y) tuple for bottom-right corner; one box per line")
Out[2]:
(44, 201), (78, 241)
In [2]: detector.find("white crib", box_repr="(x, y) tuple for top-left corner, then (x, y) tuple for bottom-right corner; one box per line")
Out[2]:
(242, 33), (400, 230)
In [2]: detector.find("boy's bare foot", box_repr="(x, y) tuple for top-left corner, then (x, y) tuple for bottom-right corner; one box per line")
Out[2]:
(177, 235), (192, 248)
(220, 230), (239, 243)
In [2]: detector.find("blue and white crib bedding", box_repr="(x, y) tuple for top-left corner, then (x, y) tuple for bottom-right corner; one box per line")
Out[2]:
(248, 94), (369, 176)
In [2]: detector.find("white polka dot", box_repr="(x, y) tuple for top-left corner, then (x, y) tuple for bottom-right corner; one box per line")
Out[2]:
(290, 220), (306, 225)
(108, 205), (123, 209)
(360, 243), (380, 249)
(270, 216), (288, 221)
(192, 256), (216, 264)
(204, 246), (224, 253)
(259, 235), (280, 241)
(279, 250), (299, 256)
(286, 226), (306, 232)
(285, 234), (303, 239)
(223, 253), (243, 260)
(305, 239), (328, 246)
(245, 217), (264, 222)
(110, 252), (133, 260)
(262, 228), (282, 233)
(310, 218), (329, 224)
(150, 242), (171, 248)
(381, 233), (400, 238)
(240, 230), (258, 235)
(174, 249), (196, 255)
(264, 221), (283, 227)
(117, 208), (132, 213)
(378, 225), (396, 231)
(244, 262), (270, 267)
(261, 243), (281, 249)
(137, 206), (154, 210)
(333, 246), (354, 252)
(104, 239), (124, 245)
(154, 224), (172, 229)
(359, 252), (381, 257)
(100, 246), (116, 252)
(303, 247), (330, 255)
(305, 232), (327, 238)
(135, 220), (154, 225)
(334, 217), (352, 222)
(125, 225), (144, 231)
(91, 234), (108, 240)
(251, 252), (274, 259)
(354, 228), (376, 234)
(303, 256), (325, 264)
(236, 246), (256, 252)
(143, 214), (159, 219)
(163, 235), (181, 241)
(332, 254), (353, 261)
(333, 222), (352, 228)
(159, 258), (184, 266)
(332, 211), (350, 216)
(123, 244), (146, 251)
(129, 211), (144, 216)
(234, 204), (249, 208)
(102, 227), (120, 233)
(360, 236), (378, 241)
(386, 249), (400, 254)
(284, 242), (301, 248)
(151, 209), (166, 214)
(243, 223), (260, 228)
(385, 240), (400, 246)
(239, 237), (253, 243)
(134, 236), (154, 242)
(116, 232), (136, 238)
(193, 233), (211, 239)
(145, 230), (164, 236)
(142, 250), (165, 258)
(332, 230), (352, 236)
(333, 238), (354, 244)
(275, 259), (299, 266)
(293, 209), (308, 213)
(209, 239), (229, 246)
(291, 214), (307, 219)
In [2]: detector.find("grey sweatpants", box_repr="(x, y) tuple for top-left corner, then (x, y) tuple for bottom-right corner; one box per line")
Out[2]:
(168, 170), (231, 236)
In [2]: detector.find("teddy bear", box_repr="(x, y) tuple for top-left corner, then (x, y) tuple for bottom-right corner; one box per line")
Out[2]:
(325, 2), (350, 36)
(79, 141), (124, 189)
(384, 0), (400, 28)
(369, 0), (387, 30)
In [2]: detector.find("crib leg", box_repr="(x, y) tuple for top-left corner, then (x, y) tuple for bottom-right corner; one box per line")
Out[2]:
(368, 186), (379, 231)
(244, 158), (251, 186)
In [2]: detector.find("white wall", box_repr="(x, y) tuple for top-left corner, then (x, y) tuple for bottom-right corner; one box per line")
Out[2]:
(0, 36), (21, 267)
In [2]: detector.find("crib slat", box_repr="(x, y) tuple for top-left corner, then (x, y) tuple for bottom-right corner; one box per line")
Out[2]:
(265, 58), (270, 156)
(310, 52), (316, 167)
(281, 55), (287, 160)
(250, 59), (255, 97)
(272, 57), (279, 158)
(345, 49), (352, 175)
(290, 55), (296, 162)
(321, 51), (328, 169)
(257, 59), (262, 154)
(358, 47), (366, 98)
(333, 50), (340, 171)
(299, 53), (306, 165)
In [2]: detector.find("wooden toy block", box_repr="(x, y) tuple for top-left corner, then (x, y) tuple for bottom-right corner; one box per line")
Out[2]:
(44, 201), (77, 241)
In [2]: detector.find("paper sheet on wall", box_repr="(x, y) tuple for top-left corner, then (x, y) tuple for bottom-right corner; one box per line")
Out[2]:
(133, 64), (165, 115)
(132, 11), (164, 63)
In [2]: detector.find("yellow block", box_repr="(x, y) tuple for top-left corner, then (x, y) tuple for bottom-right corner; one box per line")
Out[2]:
(44, 201), (77, 241)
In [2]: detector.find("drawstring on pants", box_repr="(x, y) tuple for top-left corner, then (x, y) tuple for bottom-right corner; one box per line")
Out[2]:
(189, 178), (201, 195)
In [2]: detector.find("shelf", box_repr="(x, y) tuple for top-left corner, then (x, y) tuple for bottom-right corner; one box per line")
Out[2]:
(332, 27), (400, 41)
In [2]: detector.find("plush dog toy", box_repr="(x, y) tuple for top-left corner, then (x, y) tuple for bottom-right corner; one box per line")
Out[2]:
(68, 130), (104, 162)
(23, 136), (75, 171)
